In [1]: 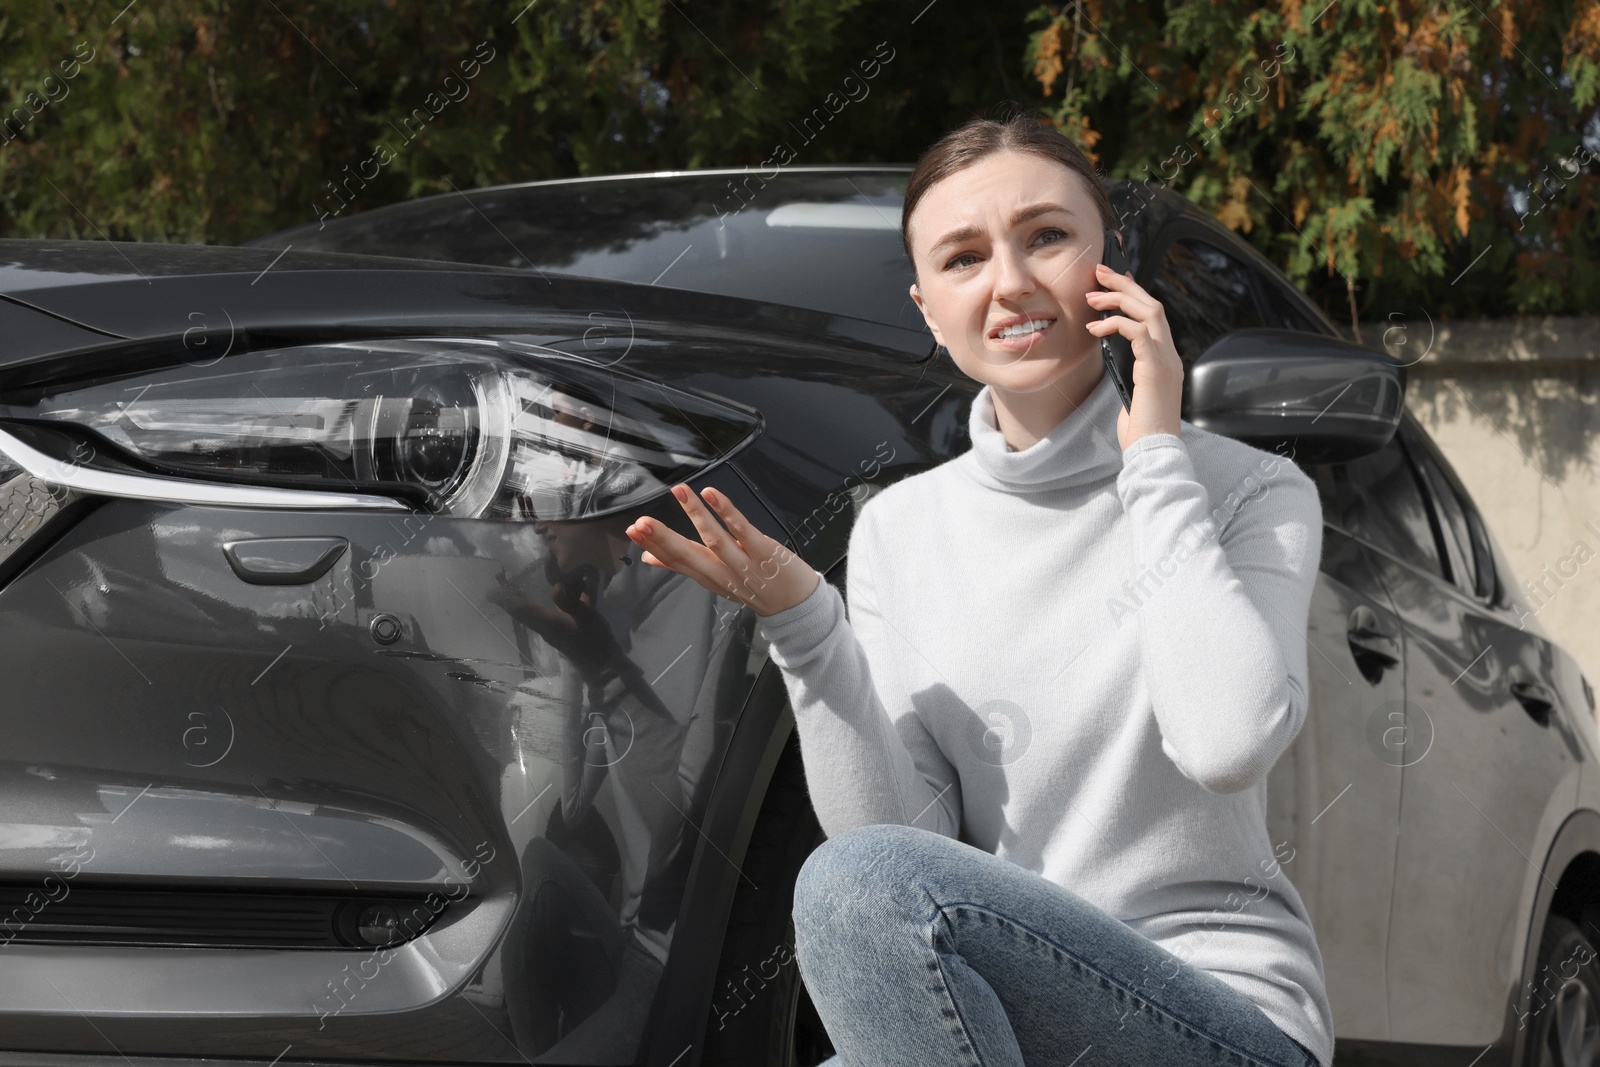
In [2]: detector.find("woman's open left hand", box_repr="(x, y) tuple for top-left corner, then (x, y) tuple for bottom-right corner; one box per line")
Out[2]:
(1084, 262), (1185, 451)
(626, 484), (821, 618)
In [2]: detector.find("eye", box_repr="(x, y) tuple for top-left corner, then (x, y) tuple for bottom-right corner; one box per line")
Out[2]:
(943, 251), (979, 271)
(1036, 227), (1069, 246)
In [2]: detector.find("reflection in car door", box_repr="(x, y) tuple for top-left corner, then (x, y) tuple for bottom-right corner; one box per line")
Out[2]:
(1349, 420), (1581, 1045)
(1275, 464), (1406, 1043)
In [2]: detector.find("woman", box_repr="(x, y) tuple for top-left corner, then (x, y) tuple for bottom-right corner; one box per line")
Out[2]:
(624, 114), (1332, 1067)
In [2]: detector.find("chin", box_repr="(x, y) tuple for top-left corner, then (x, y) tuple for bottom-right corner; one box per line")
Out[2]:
(958, 348), (1087, 393)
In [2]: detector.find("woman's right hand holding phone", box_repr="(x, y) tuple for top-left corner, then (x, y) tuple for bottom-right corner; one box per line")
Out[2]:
(626, 483), (821, 618)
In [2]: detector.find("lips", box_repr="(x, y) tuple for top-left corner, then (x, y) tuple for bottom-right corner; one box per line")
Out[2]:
(988, 314), (1058, 340)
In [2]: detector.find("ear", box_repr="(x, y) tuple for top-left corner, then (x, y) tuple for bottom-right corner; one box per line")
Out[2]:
(909, 282), (947, 347)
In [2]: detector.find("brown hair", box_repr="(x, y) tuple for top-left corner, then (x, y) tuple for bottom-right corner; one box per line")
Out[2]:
(901, 114), (1117, 276)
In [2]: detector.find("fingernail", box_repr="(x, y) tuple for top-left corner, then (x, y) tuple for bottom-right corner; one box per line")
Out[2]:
(672, 485), (687, 502)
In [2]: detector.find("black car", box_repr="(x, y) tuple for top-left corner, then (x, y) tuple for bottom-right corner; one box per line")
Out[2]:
(0, 166), (1590, 1067)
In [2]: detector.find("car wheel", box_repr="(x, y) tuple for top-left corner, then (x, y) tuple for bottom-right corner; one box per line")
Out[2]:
(700, 732), (835, 1067)
(1524, 913), (1600, 1067)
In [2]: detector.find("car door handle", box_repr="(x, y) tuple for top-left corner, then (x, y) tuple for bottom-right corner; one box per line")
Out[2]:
(1510, 679), (1559, 723)
(1347, 605), (1400, 667)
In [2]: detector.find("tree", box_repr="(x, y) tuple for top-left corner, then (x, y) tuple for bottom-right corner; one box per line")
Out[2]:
(1024, 0), (1600, 329)
(0, 0), (1048, 244)
(4, 0), (1591, 325)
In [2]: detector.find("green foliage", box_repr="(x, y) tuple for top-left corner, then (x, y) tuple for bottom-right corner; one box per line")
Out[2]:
(0, 0), (1047, 243)
(1025, 0), (1600, 324)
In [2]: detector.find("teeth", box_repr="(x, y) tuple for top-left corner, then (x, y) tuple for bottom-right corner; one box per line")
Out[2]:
(998, 318), (1053, 339)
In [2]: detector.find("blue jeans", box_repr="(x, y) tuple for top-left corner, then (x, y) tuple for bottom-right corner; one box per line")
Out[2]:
(792, 823), (1322, 1067)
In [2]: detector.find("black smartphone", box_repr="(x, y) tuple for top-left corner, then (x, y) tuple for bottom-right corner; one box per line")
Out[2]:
(1099, 227), (1136, 412)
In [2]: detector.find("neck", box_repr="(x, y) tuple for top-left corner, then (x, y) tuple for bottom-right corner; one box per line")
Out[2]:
(960, 361), (1124, 494)
(990, 358), (1107, 453)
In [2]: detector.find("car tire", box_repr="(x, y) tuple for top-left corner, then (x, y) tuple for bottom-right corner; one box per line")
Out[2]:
(1522, 912), (1600, 1067)
(700, 732), (835, 1067)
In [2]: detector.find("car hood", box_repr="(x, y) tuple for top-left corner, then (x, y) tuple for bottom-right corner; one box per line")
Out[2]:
(0, 238), (933, 367)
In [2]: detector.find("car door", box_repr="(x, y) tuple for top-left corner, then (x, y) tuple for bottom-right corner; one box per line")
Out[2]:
(1272, 457), (1406, 1044)
(1149, 224), (1407, 1041)
(1372, 416), (1582, 1045)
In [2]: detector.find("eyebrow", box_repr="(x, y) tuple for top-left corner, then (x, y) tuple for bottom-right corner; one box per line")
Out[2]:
(927, 202), (1079, 256)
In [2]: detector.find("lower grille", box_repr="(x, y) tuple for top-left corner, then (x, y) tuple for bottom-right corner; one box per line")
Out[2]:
(0, 883), (448, 949)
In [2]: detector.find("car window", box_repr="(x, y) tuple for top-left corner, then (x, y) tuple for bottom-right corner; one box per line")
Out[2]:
(1403, 423), (1496, 600)
(1254, 277), (1324, 334)
(1149, 235), (1266, 363)
(1310, 435), (1445, 578)
(1461, 493), (1497, 601)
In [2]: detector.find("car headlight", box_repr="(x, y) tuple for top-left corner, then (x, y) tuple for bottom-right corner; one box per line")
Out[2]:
(0, 458), (79, 571)
(0, 337), (762, 520)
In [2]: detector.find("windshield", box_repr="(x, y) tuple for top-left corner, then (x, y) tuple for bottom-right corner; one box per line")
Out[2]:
(251, 171), (927, 333)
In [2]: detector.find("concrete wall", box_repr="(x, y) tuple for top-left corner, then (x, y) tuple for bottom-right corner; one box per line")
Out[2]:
(1336, 315), (1600, 687)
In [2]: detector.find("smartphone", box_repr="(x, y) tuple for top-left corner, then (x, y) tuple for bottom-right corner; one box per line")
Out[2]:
(1099, 228), (1136, 412)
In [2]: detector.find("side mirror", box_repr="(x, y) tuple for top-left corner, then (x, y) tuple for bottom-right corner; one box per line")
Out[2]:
(1182, 328), (1405, 464)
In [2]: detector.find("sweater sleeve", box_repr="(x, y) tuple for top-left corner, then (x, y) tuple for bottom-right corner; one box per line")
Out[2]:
(755, 505), (962, 840)
(1115, 432), (1323, 796)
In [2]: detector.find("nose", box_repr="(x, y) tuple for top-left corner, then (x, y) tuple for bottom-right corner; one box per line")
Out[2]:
(990, 239), (1035, 305)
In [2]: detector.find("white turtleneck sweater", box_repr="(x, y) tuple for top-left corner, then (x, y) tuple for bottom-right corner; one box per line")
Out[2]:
(755, 366), (1335, 1066)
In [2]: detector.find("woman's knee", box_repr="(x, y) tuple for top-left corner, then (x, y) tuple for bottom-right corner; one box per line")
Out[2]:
(793, 822), (941, 931)
(795, 825), (878, 926)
